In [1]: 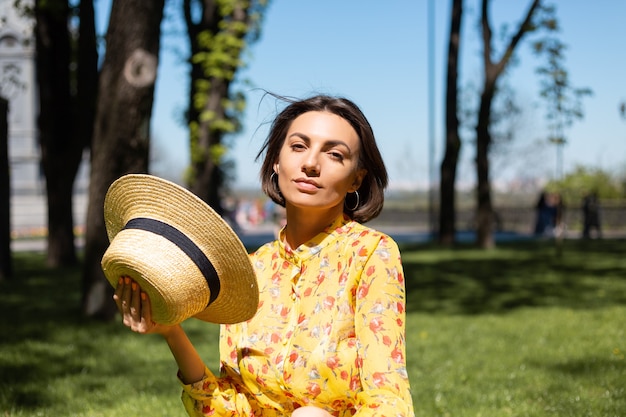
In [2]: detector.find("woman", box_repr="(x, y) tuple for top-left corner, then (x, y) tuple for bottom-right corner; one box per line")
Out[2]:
(115, 95), (414, 417)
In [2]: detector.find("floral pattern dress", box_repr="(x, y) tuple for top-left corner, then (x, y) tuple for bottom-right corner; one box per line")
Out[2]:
(180, 214), (414, 417)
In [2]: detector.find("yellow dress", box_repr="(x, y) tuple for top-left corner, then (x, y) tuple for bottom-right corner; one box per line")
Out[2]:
(181, 214), (414, 417)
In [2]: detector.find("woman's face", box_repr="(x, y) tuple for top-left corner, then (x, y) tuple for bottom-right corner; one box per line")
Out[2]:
(274, 111), (367, 214)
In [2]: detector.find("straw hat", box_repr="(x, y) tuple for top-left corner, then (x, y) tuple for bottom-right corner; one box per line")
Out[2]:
(101, 174), (259, 325)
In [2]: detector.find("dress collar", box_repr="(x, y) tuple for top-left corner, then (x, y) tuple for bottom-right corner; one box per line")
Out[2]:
(277, 213), (354, 263)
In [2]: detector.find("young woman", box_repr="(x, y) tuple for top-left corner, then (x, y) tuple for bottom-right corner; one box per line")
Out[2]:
(114, 95), (414, 417)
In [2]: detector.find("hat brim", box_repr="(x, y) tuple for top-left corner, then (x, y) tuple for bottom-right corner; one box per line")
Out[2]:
(101, 174), (259, 325)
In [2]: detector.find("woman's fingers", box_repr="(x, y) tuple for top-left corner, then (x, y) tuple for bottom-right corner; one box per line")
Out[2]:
(129, 281), (142, 331)
(121, 277), (133, 327)
(141, 291), (154, 331)
(112, 276), (159, 334)
(113, 277), (124, 309)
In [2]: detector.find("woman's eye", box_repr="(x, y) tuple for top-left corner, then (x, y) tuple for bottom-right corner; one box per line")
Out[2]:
(290, 143), (306, 151)
(329, 151), (344, 161)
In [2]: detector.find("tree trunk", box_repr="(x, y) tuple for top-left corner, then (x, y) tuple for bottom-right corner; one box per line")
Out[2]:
(190, 80), (230, 212)
(81, 0), (165, 320)
(475, 87), (495, 249)
(0, 97), (11, 281)
(45, 166), (79, 265)
(184, 0), (254, 212)
(474, 0), (542, 249)
(439, 0), (463, 246)
(35, 0), (82, 267)
(185, 1), (226, 211)
(76, 0), (99, 162)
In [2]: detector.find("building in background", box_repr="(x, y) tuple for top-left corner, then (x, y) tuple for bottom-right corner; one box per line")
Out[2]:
(0, 1), (88, 235)
(0, 1), (40, 194)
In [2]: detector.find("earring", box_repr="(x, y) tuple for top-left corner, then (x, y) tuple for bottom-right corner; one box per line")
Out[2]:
(345, 191), (360, 211)
(270, 172), (283, 198)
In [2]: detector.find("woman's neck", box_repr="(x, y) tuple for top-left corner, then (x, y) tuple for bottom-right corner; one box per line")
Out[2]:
(283, 204), (343, 249)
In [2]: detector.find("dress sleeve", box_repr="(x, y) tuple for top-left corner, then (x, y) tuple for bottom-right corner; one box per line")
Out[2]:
(179, 364), (256, 417)
(353, 235), (415, 417)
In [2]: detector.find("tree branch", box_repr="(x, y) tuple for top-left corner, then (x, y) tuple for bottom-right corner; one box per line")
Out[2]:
(494, 0), (541, 76)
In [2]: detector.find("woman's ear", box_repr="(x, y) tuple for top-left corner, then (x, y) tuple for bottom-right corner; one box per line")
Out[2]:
(273, 163), (279, 174)
(350, 169), (367, 192)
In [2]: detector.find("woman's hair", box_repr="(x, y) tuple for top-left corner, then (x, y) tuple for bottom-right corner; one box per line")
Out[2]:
(256, 94), (388, 223)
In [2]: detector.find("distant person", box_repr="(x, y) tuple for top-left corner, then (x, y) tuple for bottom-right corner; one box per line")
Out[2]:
(551, 192), (565, 238)
(534, 191), (552, 236)
(582, 192), (602, 239)
(534, 191), (564, 238)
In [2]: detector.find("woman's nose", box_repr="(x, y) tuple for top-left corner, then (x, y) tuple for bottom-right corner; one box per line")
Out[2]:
(301, 155), (320, 176)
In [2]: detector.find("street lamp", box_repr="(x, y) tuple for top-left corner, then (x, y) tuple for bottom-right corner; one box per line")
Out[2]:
(427, 0), (436, 238)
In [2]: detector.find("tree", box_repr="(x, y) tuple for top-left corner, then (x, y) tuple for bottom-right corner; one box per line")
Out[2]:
(0, 97), (10, 280)
(545, 165), (623, 204)
(534, 31), (592, 180)
(183, 0), (269, 211)
(81, 0), (165, 320)
(439, 0), (463, 246)
(474, 0), (549, 249)
(34, 0), (98, 267)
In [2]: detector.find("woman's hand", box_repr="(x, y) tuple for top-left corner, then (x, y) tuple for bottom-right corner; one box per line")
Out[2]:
(113, 276), (176, 337)
(113, 276), (207, 383)
(292, 406), (333, 417)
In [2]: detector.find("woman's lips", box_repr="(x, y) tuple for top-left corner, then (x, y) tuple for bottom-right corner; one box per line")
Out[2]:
(294, 178), (321, 192)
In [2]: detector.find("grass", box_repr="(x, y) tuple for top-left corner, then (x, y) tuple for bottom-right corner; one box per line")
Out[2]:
(1, 239), (625, 416)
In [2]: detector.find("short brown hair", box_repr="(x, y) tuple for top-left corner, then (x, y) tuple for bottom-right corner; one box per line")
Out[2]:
(256, 94), (388, 223)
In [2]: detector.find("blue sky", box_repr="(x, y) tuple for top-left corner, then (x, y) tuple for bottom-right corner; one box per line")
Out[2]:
(126, 0), (626, 189)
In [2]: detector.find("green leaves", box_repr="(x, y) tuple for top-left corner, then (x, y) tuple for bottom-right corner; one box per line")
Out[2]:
(546, 165), (624, 202)
(187, 0), (268, 169)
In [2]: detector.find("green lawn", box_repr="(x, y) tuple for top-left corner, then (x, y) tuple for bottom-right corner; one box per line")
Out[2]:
(1, 239), (625, 416)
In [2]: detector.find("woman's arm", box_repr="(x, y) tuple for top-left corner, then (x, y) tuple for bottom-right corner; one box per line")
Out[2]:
(353, 236), (414, 417)
(114, 276), (206, 384)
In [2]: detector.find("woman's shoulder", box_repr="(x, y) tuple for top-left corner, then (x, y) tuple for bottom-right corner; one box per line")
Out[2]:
(344, 220), (399, 249)
(248, 239), (279, 259)
(346, 219), (388, 237)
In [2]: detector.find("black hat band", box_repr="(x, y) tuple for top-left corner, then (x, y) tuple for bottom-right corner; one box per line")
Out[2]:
(122, 217), (220, 306)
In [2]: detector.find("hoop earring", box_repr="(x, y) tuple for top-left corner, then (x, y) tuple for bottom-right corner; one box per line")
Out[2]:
(345, 191), (360, 211)
(270, 172), (283, 198)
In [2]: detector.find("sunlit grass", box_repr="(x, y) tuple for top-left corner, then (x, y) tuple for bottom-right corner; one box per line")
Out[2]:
(407, 307), (625, 416)
(1, 239), (625, 416)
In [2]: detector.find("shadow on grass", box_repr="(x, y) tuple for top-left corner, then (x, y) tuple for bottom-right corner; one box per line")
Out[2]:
(543, 355), (626, 376)
(400, 238), (626, 315)
(0, 255), (179, 412)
